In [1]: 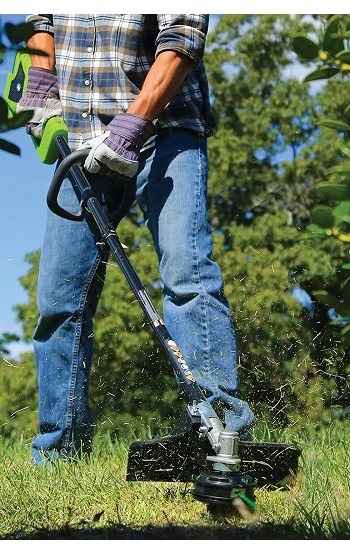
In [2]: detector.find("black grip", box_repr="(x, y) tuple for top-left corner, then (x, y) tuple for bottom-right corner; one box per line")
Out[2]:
(47, 136), (136, 226)
(46, 148), (90, 221)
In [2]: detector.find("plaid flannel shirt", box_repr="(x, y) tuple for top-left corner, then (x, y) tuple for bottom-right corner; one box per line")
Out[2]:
(27, 14), (215, 150)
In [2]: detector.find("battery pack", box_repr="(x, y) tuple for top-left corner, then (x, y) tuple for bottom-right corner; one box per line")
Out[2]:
(3, 51), (67, 164)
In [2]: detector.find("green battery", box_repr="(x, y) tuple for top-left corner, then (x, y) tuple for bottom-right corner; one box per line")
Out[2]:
(3, 51), (67, 164)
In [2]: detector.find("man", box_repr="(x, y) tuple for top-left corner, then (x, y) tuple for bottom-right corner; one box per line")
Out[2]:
(19, 14), (255, 463)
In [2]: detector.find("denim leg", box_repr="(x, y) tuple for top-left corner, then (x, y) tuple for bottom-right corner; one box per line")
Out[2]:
(32, 175), (111, 463)
(136, 131), (255, 433)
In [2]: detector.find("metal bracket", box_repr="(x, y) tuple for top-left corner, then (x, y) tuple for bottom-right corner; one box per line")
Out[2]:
(189, 401), (241, 469)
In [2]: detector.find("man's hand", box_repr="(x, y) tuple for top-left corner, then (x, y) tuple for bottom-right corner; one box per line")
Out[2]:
(83, 113), (155, 178)
(17, 66), (62, 139)
(82, 50), (193, 178)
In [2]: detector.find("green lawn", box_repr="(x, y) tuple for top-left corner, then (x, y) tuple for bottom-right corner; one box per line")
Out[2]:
(0, 423), (349, 539)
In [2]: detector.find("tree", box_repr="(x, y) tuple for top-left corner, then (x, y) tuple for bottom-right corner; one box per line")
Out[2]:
(0, 333), (19, 356)
(292, 14), (350, 408)
(205, 14), (320, 229)
(0, 353), (37, 437)
(217, 210), (348, 426)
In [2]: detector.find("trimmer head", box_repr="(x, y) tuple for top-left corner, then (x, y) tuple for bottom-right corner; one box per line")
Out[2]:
(126, 409), (301, 487)
(193, 470), (257, 517)
(126, 409), (300, 517)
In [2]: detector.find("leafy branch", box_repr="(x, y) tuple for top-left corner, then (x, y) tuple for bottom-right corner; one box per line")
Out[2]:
(0, 20), (38, 155)
(294, 15), (350, 346)
(292, 15), (350, 83)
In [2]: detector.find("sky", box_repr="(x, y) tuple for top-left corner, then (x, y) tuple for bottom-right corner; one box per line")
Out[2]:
(0, 13), (56, 358)
(0, 8), (343, 359)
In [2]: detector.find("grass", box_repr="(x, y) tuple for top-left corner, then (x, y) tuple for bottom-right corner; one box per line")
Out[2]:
(0, 422), (349, 540)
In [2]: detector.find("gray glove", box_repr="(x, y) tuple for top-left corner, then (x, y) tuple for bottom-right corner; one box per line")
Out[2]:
(82, 113), (156, 178)
(17, 66), (62, 139)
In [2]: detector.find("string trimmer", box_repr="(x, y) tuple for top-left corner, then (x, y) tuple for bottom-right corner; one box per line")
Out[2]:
(5, 52), (301, 518)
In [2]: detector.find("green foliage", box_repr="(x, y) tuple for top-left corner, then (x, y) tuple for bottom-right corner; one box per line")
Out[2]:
(294, 15), (350, 349)
(313, 290), (350, 318)
(205, 14), (319, 229)
(4, 22), (35, 45)
(316, 119), (350, 132)
(292, 34), (319, 60)
(292, 15), (350, 81)
(217, 211), (348, 426)
(0, 353), (37, 437)
(15, 251), (41, 342)
(310, 205), (335, 227)
(0, 333), (19, 355)
(316, 182), (350, 200)
(0, 18), (36, 154)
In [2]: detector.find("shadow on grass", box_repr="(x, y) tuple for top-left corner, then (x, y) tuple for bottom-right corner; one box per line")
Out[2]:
(2, 520), (350, 540)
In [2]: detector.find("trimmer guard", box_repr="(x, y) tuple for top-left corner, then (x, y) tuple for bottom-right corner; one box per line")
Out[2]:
(126, 411), (301, 487)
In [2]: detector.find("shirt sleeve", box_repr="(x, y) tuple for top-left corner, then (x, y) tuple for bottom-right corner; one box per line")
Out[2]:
(156, 15), (209, 66)
(26, 14), (54, 34)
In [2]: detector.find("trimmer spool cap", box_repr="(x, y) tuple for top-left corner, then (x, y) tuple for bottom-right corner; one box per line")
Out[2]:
(192, 470), (256, 510)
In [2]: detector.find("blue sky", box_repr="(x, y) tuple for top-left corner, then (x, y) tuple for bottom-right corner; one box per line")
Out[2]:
(0, 14), (56, 357)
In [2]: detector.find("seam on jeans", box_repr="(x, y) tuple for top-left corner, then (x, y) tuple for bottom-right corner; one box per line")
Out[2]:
(191, 138), (210, 378)
(61, 249), (105, 451)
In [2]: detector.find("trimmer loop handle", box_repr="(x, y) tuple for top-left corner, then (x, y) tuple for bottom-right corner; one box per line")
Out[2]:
(47, 136), (136, 225)
(46, 148), (90, 222)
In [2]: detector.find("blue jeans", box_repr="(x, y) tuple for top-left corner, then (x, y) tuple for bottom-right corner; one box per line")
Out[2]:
(32, 130), (255, 463)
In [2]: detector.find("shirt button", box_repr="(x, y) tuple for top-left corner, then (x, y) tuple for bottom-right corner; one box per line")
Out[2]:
(87, 46), (93, 52)
(82, 112), (88, 118)
(84, 79), (90, 86)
